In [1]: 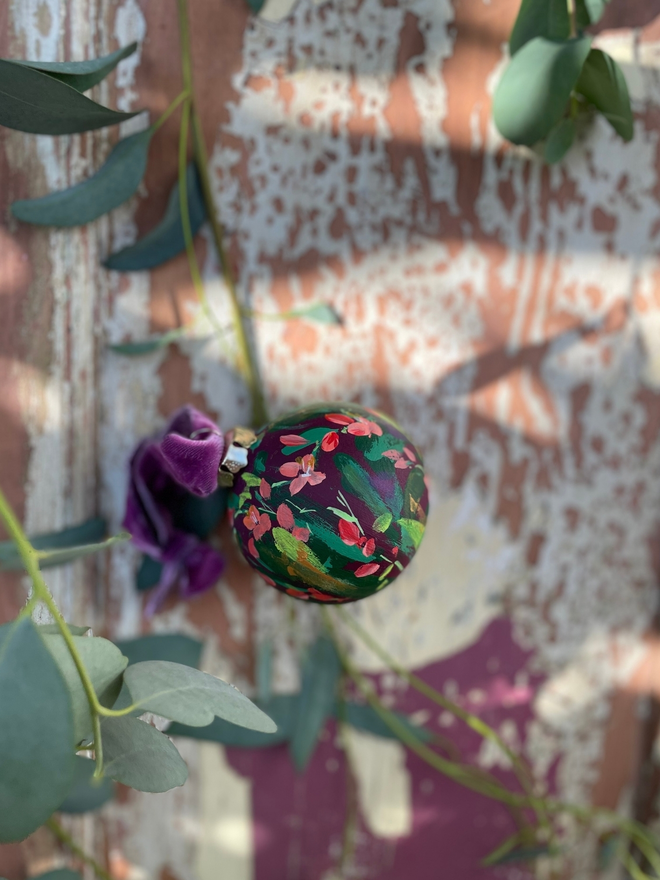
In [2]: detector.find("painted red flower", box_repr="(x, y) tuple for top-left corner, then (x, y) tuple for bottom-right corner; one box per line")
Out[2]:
(259, 478), (271, 499)
(382, 449), (412, 469)
(355, 562), (380, 578)
(325, 413), (354, 426)
(338, 519), (375, 557)
(321, 431), (339, 452)
(248, 538), (259, 559)
(346, 417), (383, 438)
(277, 503), (310, 542)
(279, 454), (326, 495)
(307, 587), (346, 603)
(243, 505), (272, 540)
(280, 434), (307, 446)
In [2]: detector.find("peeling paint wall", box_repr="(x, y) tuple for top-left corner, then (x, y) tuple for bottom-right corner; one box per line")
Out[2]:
(3, 0), (660, 878)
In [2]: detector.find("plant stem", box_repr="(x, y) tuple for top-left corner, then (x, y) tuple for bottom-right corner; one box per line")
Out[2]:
(152, 89), (190, 133)
(176, 0), (268, 427)
(335, 607), (547, 824)
(46, 817), (113, 880)
(567, 0), (577, 37)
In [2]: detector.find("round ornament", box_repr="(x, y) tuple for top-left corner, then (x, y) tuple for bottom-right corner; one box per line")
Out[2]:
(229, 403), (429, 603)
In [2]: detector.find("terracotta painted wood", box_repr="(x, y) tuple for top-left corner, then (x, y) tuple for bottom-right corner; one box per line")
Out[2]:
(2, 0), (660, 878)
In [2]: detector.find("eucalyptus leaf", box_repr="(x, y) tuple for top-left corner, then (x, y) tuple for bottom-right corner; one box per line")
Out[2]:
(0, 60), (139, 134)
(169, 695), (297, 748)
(37, 624), (91, 636)
(543, 117), (576, 163)
(290, 636), (341, 772)
(576, 0), (609, 26)
(287, 303), (343, 325)
(58, 756), (114, 814)
(102, 716), (188, 792)
(35, 872), (83, 880)
(122, 661), (277, 732)
(493, 36), (592, 146)
(576, 48), (633, 141)
(12, 128), (153, 227)
(343, 702), (433, 743)
(246, 0), (267, 12)
(35, 531), (129, 567)
(42, 633), (128, 742)
(115, 634), (203, 669)
(509, 0), (569, 55)
(135, 555), (163, 591)
(108, 327), (187, 356)
(0, 619), (75, 842)
(11, 43), (138, 92)
(103, 163), (206, 271)
(0, 517), (105, 570)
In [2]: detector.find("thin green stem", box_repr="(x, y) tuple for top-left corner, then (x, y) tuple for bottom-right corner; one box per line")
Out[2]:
(176, 0), (268, 427)
(335, 607), (548, 826)
(152, 89), (190, 133)
(567, 0), (577, 37)
(46, 817), (113, 880)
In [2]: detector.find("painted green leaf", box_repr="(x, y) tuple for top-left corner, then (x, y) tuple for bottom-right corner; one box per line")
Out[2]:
(290, 637), (341, 772)
(0, 60), (140, 134)
(109, 327), (187, 356)
(57, 756), (114, 814)
(281, 426), (333, 454)
(493, 36), (592, 146)
(242, 473), (264, 487)
(0, 517), (106, 570)
(101, 716), (188, 792)
(398, 518), (425, 550)
(543, 117), (576, 163)
(0, 619), (75, 842)
(169, 695), (297, 748)
(509, 0), (569, 55)
(12, 128), (153, 227)
(363, 432), (404, 462)
(576, 48), (633, 141)
(122, 661), (278, 731)
(104, 163), (207, 271)
(11, 43), (138, 93)
(342, 702), (433, 743)
(373, 512), (392, 533)
(115, 634), (203, 670)
(335, 453), (392, 518)
(42, 633), (128, 742)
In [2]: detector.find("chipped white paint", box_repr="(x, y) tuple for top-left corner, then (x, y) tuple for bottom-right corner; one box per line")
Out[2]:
(344, 728), (412, 839)
(195, 744), (253, 880)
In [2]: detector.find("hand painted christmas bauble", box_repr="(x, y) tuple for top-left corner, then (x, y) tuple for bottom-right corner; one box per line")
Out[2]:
(229, 403), (429, 603)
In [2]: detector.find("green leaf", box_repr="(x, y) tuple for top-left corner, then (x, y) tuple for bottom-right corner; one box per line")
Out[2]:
(101, 716), (188, 792)
(543, 117), (576, 163)
(57, 756), (114, 814)
(109, 327), (186, 356)
(103, 163), (207, 271)
(122, 661), (278, 731)
(11, 43), (138, 93)
(509, 0), (569, 55)
(37, 624), (91, 636)
(115, 634), (203, 669)
(35, 872), (83, 880)
(35, 532), (129, 568)
(289, 637), (341, 772)
(169, 695), (297, 748)
(257, 642), (273, 702)
(135, 554), (163, 591)
(42, 633), (128, 742)
(0, 59), (140, 134)
(372, 512), (392, 533)
(398, 518), (425, 550)
(0, 619), (75, 842)
(12, 128), (153, 227)
(493, 36), (592, 146)
(286, 303), (343, 325)
(342, 701), (433, 742)
(576, 0), (609, 26)
(0, 517), (106, 570)
(576, 48), (633, 140)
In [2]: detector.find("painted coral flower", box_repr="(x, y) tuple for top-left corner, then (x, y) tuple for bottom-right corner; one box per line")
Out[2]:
(243, 505), (272, 541)
(382, 447), (416, 469)
(277, 503), (310, 542)
(321, 431), (339, 452)
(279, 453), (326, 495)
(325, 412), (383, 437)
(123, 405), (226, 616)
(338, 519), (375, 557)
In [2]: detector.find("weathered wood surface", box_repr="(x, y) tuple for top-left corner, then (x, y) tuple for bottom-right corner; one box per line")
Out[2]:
(3, 0), (660, 878)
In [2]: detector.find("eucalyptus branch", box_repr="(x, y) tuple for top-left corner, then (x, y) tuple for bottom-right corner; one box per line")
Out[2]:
(46, 817), (113, 880)
(176, 0), (268, 427)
